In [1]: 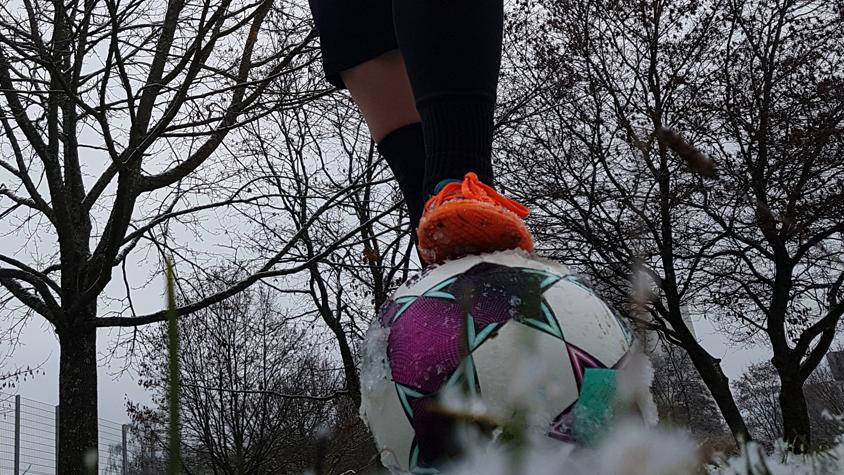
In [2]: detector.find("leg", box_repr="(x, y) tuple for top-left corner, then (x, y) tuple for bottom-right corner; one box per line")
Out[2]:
(340, 50), (427, 232)
(340, 50), (418, 143)
(393, 0), (504, 195)
(392, 0), (533, 264)
(308, 0), (427, 233)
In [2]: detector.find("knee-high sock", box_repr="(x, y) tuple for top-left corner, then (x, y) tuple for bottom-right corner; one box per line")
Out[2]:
(376, 122), (427, 233)
(392, 0), (503, 196)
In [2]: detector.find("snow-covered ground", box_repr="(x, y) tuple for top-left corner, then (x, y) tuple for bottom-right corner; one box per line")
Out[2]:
(712, 437), (844, 475)
(439, 356), (843, 475)
(441, 421), (843, 475)
(358, 324), (843, 475)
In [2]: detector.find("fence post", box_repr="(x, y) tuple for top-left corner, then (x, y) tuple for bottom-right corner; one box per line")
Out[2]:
(55, 405), (59, 472)
(13, 395), (20, 475)
(122, 424), (128, 475)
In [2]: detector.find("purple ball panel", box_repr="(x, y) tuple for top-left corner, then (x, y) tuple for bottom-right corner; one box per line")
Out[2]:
(388, 298), (464, 392)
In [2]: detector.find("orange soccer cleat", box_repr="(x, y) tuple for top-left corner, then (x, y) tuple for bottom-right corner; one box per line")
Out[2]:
(416, 172), (533, 264)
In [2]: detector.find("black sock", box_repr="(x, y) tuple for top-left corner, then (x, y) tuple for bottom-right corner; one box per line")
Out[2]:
(418, 97), (495, 196)
(376, 122), (426, 232)
(392, 0), (504, 197)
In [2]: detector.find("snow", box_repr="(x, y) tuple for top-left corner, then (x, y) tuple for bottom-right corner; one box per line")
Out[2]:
(358, 323), (395, 469)
(614, 349), (659, 426)
(711, 439), (844, 475)
(411, 415), (844, 475)
(359, 323), (391, 398)
(440, 424), (844, 475)
(357, 338), (844, 474)
(443, 421), (699, 475)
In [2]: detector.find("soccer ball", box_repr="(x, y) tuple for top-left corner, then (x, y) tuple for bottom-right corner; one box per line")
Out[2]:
(359, 251), (633, 473)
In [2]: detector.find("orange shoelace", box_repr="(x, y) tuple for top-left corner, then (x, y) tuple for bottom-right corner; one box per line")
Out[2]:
(425, 172), (530, 218)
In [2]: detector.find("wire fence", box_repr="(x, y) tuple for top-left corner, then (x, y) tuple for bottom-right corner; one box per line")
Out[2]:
(0, 393), (132, 475)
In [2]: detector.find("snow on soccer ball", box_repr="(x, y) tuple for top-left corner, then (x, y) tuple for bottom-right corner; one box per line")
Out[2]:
(359, 251), (634, 474)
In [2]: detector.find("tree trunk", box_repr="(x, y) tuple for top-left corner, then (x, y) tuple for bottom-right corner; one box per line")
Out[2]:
(687, 347), (752, 444)
(333, 325), (361, 408)
(57, 322), (99, 474)
(779, 372), (811, 452)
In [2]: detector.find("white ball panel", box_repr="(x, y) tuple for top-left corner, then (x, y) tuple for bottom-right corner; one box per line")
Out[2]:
(471, 320), (579, 426)
(360, 366), (415, 473)
(546, 280), (628, 367)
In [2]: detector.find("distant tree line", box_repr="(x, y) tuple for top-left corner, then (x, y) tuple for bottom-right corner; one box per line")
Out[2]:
(651, 344), (843, 454)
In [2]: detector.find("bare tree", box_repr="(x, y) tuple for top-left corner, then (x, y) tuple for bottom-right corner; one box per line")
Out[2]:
(500, 0), (843, 450)
(696, 0), (844, 450)
(125, 423), (167, 474)
(124, 39), (409, 474)
(0, 0), (352, 470)
(130, 280), (346, 473)
(733, 362), (784, 446)
(240, 94), (416, 407)
(500, 0), (752, 442)
(735, 359), (844, 451)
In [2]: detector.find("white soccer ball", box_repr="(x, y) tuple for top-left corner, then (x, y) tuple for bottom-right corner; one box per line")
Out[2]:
(359, 251), (633, 473)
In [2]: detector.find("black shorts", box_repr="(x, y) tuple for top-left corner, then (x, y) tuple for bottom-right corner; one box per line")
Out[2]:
(308, 0), (398, 89)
